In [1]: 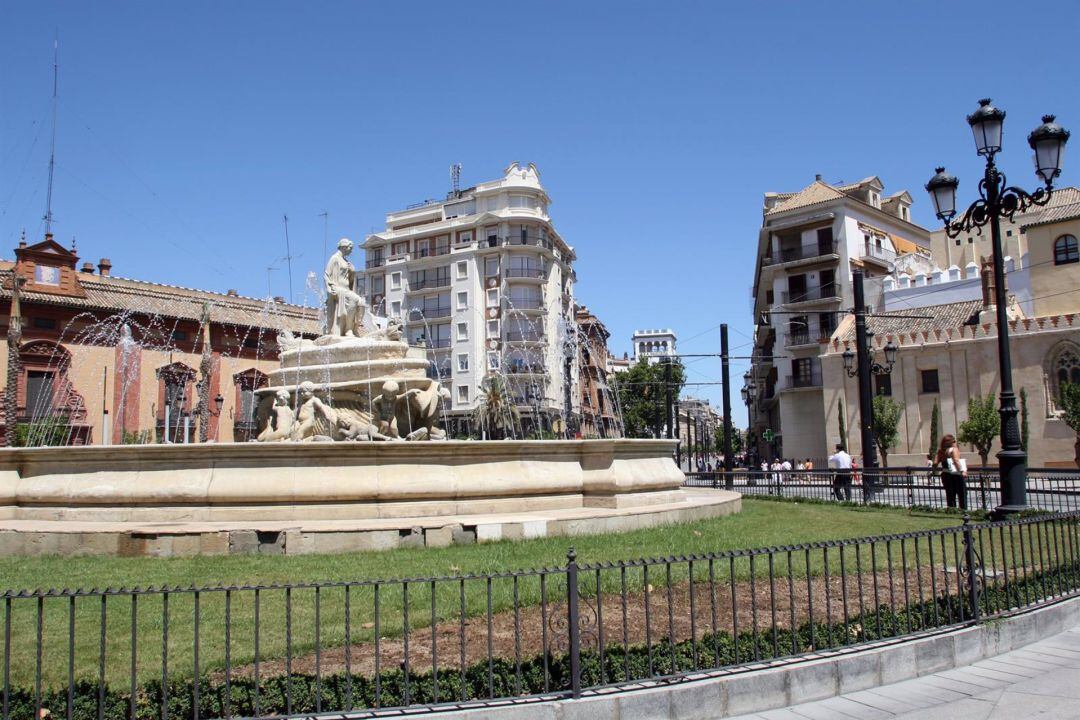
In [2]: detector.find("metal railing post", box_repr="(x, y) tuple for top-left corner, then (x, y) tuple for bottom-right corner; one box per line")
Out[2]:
(566, 547), (582, 698)
(962, 514), (980, 621)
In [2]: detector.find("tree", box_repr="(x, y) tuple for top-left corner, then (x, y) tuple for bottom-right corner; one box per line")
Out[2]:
(1058, 383), (1080, 468)
(472, 375), (520, 440)
(958, 393), (999, 466)
(927, 399), (941, 461)
(610, 359), (685, 438)
(1020, 387), (1030, 453)
(837, 399), (848, 451)
(871, 395), (903, 467)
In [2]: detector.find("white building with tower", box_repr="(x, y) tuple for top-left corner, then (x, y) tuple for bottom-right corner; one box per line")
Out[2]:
(359, 163), (579, 437)
(632, 329), (677, 364)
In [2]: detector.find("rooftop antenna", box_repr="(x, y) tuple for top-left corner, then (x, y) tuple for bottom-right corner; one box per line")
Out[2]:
(43, 34), (59, 235)
(450, 163), (462, 198)
(282, 214), (294, 304)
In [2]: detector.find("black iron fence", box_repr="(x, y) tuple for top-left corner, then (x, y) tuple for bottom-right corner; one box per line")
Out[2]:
(684, 467), (1080, 513)
(3, 512), (1080, 719)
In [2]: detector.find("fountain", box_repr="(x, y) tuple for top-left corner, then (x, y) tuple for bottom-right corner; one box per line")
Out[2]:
(0, 239), (741, 556)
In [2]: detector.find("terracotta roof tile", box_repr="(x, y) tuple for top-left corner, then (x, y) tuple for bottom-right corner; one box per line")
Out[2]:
(838, 300), (984, 342)
(0, 265), (321, 333)
(765, 181), (846, 216)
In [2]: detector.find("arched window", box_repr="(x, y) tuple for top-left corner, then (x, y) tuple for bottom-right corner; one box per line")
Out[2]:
(1047, 342), (1080, 412)
(1054, 234), (1079, 265)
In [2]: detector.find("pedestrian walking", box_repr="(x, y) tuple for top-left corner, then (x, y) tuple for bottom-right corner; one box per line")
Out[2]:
(828, 444), (853, 501)
(934, 433), (968, 509)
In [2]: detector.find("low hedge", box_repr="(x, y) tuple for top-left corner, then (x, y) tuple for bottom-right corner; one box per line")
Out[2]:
(7, 560), (1075, 719)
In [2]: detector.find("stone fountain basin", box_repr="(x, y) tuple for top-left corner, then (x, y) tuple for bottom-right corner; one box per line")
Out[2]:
(0, 440), (689, 523)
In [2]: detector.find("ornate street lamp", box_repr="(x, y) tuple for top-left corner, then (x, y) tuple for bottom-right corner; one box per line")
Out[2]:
(843, 339), (898, 377)
(925, 99), (1069, 517)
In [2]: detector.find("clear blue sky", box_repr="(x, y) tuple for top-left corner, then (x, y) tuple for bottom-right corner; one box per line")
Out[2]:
(3, 1), (1078, 424)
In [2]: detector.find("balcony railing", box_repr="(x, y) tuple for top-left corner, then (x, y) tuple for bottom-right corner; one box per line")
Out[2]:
(506, 363), (545, 374)
(408, 306), (451, 320)
(785, 369), (823, 389)
(505, 267), (545, 279)
(505, 298), (544, 311)
(861, 242), (897, 264)
(409, 276), (451, 291)
(764, 239), (838, 265)
(506, 330), (545, 343)
(419, 338), (450, 349)
(427, 366), (452, 380)
(785, 330), (832, 347)
(415, 246), (451, 259)
(365, 257), (385, 269)
(781, 284), (839, 304)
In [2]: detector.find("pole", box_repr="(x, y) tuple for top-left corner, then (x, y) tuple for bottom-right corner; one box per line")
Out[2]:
(984, 157), (1028, 515)
(164, 402), (171, 444)
(721, 324), (733, 472)
(664, 359), (673, 440)
(853, 270), (879, 502)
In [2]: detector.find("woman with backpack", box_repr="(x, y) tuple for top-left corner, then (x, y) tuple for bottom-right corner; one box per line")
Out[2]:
(935, 434), (968, 509)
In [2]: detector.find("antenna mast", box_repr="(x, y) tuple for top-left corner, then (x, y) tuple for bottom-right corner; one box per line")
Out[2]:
(43, 36), (59, 235)
(450, 163), (462, 198)
(318, 210), (328, 262)
(282, 214), (294, 304)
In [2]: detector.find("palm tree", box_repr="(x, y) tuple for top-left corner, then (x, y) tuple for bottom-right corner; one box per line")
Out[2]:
(473, 375), (521, 440)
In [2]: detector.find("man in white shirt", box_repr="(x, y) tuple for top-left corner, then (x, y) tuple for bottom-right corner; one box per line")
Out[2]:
(828, 444), (853, 501)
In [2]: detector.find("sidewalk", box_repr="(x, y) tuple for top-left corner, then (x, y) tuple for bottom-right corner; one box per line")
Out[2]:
(729, 624), (1080, 720)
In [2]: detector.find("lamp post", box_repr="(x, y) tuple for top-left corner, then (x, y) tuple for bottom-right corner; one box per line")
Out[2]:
(741, 370), (757, 479)
(842, 269), (898, 502)
(925, 100), (1069, 517)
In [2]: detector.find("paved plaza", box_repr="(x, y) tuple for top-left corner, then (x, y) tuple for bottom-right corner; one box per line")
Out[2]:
(730, 624), (1080, 720)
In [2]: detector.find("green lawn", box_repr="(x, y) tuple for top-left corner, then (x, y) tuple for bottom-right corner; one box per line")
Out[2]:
(4, 500), (962, 687)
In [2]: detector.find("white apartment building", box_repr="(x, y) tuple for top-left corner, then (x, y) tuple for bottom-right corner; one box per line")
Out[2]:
(360, 162), (579, 437)
(749, 175), (932, 461)
(632, 329), (677, 364)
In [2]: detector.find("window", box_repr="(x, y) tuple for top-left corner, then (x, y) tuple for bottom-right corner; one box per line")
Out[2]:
(1006, 230), (1013, 237)
(485, 226), (499, 246)
(920, 369), (940, 394)
(32, 317), (57, 330)
(391, 241), (409, 256)
(371, 275), (384, 295)
(457, 385), (469, 403)
(486, 289), (498, 307)
(34, 266), (60, 285)
(485, 257), (499, 277)
(968, 237), (973, 244)
(456, 322), (468, 341)
(391, 300), (401, 317)
(1054, 235), (1079, 265)
(875, 374), (892, 397)
(487, 352), (500, 371)
(391, 272), (401, 290)
(816, 227), (833, 253)
(457, 354), (469, 372)
(25, 370), (54, 416)
(457, 291), (468, 310)
(791, 358), (816, 387)
(456, 261), (468, 279)
(955, 238), (961, 246)
(456, 230), (473, 245)
(1052, 344), (1080, 405)
(172, 330), (188, 343)
(487, 319), (499, 337)
(818, 312), (837, 338)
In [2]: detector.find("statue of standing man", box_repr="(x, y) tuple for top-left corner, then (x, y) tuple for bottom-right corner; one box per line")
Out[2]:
(324, 238), (367, 337)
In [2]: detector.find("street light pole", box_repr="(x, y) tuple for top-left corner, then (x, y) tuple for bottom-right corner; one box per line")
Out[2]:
(926, 101), (1070, 517)
(721, 323), (734, 472)
(852, 269), (879, 483)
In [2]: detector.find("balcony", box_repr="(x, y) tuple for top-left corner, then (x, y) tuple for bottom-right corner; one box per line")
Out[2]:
(407, 306), (451, 321)
(861, 242), (896, 266)
(418, 338), (450, 349)
(505, 267), (545, 279)
(506, 330), (545, 343)
(408, 276), (451, 291)
(785, 331), (832, 348)
(781, 284), (840, 305)
(427, 366), (452, 381)
(414, 246), (451, 259)
(784, 369), (823, 389)
(505, 298), (545, 312)
(506, 363), (545, 375)
(764, 239), (839, 266)
(365, 257), (385, 269)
